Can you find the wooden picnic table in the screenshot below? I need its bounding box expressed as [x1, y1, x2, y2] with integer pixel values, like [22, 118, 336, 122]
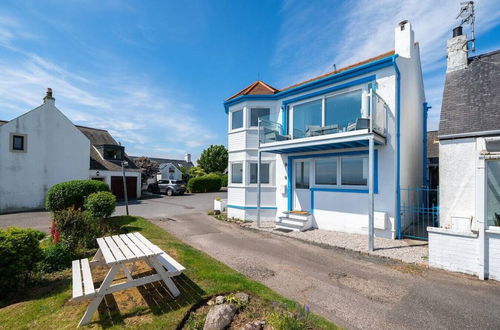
[72, 232, 185, 327]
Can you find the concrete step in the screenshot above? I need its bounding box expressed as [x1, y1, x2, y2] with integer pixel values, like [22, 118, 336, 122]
[275, 222, 303, 231]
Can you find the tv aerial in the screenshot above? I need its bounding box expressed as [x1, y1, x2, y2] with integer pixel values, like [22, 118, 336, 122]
[456, 1, 476, 52]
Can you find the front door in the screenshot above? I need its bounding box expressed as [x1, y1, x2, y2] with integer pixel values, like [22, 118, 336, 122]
[293, 159, 311, 211]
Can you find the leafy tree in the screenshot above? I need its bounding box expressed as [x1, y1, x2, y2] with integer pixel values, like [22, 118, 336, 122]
[188, 166, 206, 178]
[134, 157, 160, 181]
[197, 145, 228, 174]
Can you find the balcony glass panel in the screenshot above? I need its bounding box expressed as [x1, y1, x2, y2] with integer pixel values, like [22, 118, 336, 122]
[325, 90, 362, 132]
[293, 99, 322, 138]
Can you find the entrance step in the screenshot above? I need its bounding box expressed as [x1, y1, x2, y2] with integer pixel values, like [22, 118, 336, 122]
[276, 211, 314, 232]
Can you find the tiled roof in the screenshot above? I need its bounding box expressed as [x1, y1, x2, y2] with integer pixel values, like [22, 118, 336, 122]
[225, 50, 395, 101]
[427, 130, 439, 158]
[129, 156, 194, 170]
[439, 49, 500, 138]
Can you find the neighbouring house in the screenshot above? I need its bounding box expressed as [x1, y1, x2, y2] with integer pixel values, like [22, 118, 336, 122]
[0, 89, 141, 213]
[426, 130, 439, 190]
[428, 26, 500, 280]
[78, 126, 142, 200]
[129, 154, 194, 181]
[224, 21, 426, 239]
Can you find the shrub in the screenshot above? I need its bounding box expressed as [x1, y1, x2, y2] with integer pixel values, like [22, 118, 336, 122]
[220, 174, 228, 187]
[53, 207, 98, 250]
[45, 179, 110, 212]
[188, 173, 222, 193]
[0, 227, 44, 294]
[84, 191, 116, 219]
[39, 241, 73, 273]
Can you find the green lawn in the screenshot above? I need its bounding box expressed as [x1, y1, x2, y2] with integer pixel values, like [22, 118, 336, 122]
[0, 216, 336, 329]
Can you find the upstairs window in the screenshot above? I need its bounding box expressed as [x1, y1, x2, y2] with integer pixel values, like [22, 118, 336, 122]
[250, 108, 270, 127]
[250, 163, 270, 184]
[98, 145, 125, 161]
[293, 100, 322, 138]
[10, 133, 27, 152]
[325, 90, 362, 130]
[231, 110, 243, 130]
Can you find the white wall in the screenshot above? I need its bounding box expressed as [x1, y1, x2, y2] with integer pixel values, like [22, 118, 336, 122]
[439, 138, 476, 227]
[159, 163, 183, 181]
[89, 170, 142, 199]
[0, 100, 90, 213]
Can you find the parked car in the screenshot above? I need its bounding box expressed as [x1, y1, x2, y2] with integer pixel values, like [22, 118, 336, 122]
[156, 179, 186, 196]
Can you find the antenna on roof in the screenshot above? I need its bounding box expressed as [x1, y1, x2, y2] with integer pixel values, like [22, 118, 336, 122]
[257, 72, 260, 81]
[333, 64, 336, 72]
[456, 1, 475, 52]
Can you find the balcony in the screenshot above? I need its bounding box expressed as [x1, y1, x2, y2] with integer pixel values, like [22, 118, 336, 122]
[258, 92, 389, 153]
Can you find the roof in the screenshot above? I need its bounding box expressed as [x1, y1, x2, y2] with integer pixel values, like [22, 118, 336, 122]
[225, 50, 395, 101]
[75, 125, 140, 172]
[439, 49, 500, 138]
[427, 130, 439, 158]
[129, 156, 194, 170]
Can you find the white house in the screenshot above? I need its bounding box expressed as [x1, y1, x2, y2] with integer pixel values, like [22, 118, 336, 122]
[130, 155, 194, 182]
[0, 89, 141, 213]
[0, 89, 90, 213]
[224, 21, 426, 239]
[428, 26, 500, 280]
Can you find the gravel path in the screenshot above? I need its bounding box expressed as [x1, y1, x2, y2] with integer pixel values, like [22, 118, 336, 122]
[245, 221, 429, 264]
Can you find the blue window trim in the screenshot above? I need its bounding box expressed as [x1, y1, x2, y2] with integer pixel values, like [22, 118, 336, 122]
[227, 204, 277, 210]
[287, 150, 379, 212]
[223, 54, 396, 113]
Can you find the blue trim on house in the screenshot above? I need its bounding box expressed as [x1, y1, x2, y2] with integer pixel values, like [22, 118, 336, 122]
[287, 150, 379, 212]
[281, 105, 287, 135]
[223, 54, 397, 113]
[392, 56, 402, 240]
[423, 102, 430, 186]
[227, 204, 278, 210]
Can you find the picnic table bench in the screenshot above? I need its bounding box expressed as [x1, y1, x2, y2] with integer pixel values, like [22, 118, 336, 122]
[72, 232, 185, 327]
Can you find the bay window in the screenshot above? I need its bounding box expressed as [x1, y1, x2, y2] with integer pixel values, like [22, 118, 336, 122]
[250, 163, 270, 184]
[250, 108, 270, 127]
[231, 110, 243, 130]
[231, 163, 243, 184]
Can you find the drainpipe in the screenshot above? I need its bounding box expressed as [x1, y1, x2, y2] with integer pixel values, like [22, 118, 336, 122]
[392, 55, 402, 239]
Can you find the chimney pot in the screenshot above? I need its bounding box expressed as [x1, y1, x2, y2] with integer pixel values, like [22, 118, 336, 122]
[452, 26, 463, 38]
[43, 87, 55, 104]
[184, 153, 192, 163]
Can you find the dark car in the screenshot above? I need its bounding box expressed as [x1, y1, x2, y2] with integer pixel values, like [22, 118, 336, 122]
[156, 179, 186, 196]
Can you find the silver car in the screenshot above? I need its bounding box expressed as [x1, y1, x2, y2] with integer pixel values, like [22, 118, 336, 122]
[157, 179, 186, 196]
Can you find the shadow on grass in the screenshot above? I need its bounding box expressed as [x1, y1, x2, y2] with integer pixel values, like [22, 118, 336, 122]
[94, 273, 205, 328]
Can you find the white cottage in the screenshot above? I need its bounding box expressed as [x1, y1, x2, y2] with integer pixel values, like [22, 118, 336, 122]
[428, 26, 500, 280]
[224, 21, 426, 240]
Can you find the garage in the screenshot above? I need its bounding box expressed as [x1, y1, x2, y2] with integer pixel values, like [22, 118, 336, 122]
[111, 176, 137, 199]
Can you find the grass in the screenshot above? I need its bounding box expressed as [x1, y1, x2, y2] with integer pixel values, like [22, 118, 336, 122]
[0, 216, 336, 329]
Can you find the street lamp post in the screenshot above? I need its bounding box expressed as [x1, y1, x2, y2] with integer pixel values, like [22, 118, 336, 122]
[121, 161, 129, 216]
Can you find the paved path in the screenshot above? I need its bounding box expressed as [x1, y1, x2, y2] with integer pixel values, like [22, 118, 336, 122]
[152, 213, 500, 330]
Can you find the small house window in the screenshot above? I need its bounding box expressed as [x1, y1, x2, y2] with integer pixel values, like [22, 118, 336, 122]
[250, 163, 270, 184]
[231, 110, 243, 130]
[231, 163, 243, 184]
[10, 133, 27, 152]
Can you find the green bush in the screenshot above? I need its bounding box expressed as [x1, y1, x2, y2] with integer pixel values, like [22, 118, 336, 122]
[53, 207, 98, 250]
[220, 174, 228, 187]
[0, 227, 45, 294]
[39, 241, 74, 273]
[188, 173, 222, 193]
[84, 191, 116, 219]
[45, 179, 110, 212]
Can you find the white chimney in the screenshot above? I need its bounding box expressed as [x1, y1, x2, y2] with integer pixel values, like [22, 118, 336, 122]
[185, 153, 191, 163]
[447, 26, 468, 73]
[43, 88, 55, 105]
[394, 20, 414, 59]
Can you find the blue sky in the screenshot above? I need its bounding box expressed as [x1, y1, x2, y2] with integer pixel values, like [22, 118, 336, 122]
[0, 1, 499, 161]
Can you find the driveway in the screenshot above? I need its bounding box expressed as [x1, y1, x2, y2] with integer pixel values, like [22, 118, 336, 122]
[151, 213, 500, 330]
[0, 191, 225, 232]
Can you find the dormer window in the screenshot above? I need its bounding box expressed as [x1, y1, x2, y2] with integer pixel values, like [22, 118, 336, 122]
[97, 144, 125, 161]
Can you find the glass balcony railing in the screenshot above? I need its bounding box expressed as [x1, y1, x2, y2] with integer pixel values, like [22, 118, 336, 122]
[258, 92, 389, 145]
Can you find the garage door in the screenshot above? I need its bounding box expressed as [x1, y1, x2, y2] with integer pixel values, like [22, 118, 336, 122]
[111, 176, 137, 199]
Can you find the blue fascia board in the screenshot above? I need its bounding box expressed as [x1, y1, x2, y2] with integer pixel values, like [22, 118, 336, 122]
[287, 149, 379, 212]
[227, 204, 277, 210]
[223, 54, 397, 113]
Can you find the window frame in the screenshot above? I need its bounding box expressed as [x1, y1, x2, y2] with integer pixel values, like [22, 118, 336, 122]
[249, 162, 271, 185]
[309, 154, 369, 190]
[339, 154, 368, 188]
[230, 162, 244, 184]
[314, 157, 338, 186]
[249, 108, 271, 127]
[9, 133, 27, 153]
[230, 109, 244, 131]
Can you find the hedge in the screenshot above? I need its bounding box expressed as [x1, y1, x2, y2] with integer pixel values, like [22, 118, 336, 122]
[188, 173, 222, 193]
[0, 227, 45, 294]
[84, 191, 116, 219]
[45, 180, 110, 212]
[220, 174, 228, 187]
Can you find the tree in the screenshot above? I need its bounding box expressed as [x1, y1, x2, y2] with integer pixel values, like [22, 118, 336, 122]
[197, 145, 228, 174]
[188, 166, 206, 178]
[133, 157, 160, 181]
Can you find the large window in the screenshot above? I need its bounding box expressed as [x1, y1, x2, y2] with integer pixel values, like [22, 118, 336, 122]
[293, 100, 322, 138]
[315, 158, 337, 185]
[231, 110, 243, 130]
[341, 156, 368, 186]
[250, 163, 270, 184]
[487, 161, 500, 226]
[231, 163, 243, 184]
[295, 161, 310, 189]
[250, 108, 270, 127]
[325, 90, 362, 130]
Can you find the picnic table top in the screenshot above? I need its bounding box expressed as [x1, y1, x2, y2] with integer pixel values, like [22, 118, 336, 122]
[96, 232, 163, 265]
